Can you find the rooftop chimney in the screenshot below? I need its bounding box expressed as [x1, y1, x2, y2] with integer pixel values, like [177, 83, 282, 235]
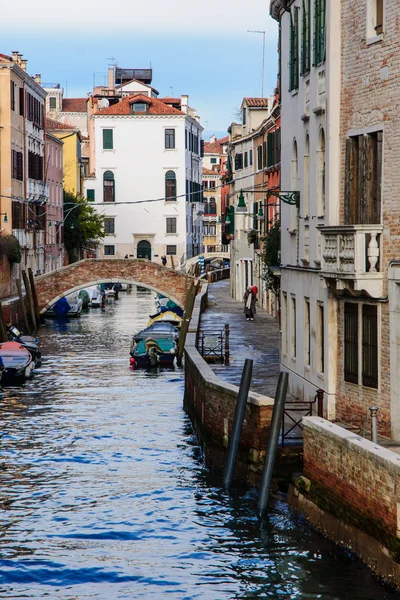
[20, 59, 27, 72]
[107, 66, 115, 92]
[12, 51, 19, 62]
[34, 74, 41, 85]
[181, 94, 188, 115]
[18, 53, 23, 65]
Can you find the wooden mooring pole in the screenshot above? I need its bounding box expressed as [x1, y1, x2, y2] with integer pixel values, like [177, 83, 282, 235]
[16, 279, 30, 333]
[177, 280, 199, 365]
[28, 268, 40, 321]
[22, 270, 36, 332]
[0, 303, 7, 342]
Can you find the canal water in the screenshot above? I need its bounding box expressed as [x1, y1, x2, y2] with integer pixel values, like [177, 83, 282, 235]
[0, 288, 397, 599]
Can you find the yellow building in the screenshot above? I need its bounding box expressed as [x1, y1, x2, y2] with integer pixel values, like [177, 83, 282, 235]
[46, 118, 82, 195]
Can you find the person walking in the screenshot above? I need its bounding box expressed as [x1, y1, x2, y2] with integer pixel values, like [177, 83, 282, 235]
[161, 256, 167, 266]
[244, 286, 257, 321]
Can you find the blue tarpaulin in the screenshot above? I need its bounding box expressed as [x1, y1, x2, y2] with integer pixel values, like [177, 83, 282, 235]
[52, 297, 71, 317]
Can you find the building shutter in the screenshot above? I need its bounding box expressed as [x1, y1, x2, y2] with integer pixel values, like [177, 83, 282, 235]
[289, 12, 294, 90]
[267, 132, 275, 167]
[344, 302, 359, 384]
[103, 129, 113, 150]
[362, 304, 378, 388]
[275, 129, 281, 164]
[365, 132, 382, 225]
[87, 189, 95, 201]
[228, 205, 235, 235]
[344, 137, 359, 225]
[253, 202, 258, 230]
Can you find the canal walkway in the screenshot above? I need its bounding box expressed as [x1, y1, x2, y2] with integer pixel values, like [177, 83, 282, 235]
[200, 280, 284, 398]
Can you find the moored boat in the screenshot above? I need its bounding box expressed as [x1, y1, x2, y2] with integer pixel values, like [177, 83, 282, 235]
[130, 337, 177, 368]
[7, 326, 41, 365]
[45, 294, 83, 318]
[147, 310, 182, 328]
[0, 341, 34, 381]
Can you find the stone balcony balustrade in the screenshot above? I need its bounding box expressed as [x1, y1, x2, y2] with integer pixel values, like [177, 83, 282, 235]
[318, 224, 384, 298]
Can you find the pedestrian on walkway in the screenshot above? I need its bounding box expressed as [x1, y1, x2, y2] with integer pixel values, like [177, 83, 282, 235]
[244, 286, 256, 321]
[161, 256, 167, 266]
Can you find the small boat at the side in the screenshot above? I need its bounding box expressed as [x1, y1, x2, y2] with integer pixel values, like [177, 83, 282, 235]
[130, 337, 177, 368]
[0, 341, 34, 380]
[147, 311, 182, 329]
[45, 295, 83, 318]
[7, 326, 41, 365]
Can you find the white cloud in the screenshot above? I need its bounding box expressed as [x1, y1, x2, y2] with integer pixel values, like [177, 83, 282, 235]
[8, 0, 277, 36]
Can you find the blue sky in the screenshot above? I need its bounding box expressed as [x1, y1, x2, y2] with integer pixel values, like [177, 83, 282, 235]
[2, 0, 279, 140]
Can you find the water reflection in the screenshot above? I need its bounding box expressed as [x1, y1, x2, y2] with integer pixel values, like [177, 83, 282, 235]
[0, 287, 396, 599]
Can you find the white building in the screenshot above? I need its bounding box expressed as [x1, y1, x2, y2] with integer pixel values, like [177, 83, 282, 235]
[228, 98, 271, 301]
[270, 0, 341, 416]
[83, 92, 203, 264]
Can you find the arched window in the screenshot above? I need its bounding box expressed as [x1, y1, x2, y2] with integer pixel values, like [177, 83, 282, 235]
[317, 128, 325, 215]
[137, 240, 152, 260]
[165, 170, 176, 201]
[303, 134, 310, 216]
[209, 197, 217, 214]
[103, 171, 115, 202]
[204, 198, 209, 214]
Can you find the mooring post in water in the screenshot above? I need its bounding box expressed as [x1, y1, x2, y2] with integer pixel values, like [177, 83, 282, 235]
[28, 268, 40, 322]
[223, 358, 253, 491]
[16, 279, 30, 333]
[22, 270, 36, 332]
[257, 371, 289, 519]
[0, 303, 7, 342]
[224, 323, 230, 366]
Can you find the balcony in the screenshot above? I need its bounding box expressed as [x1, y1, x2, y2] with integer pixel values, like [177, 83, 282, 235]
[319, 225, 384, 298]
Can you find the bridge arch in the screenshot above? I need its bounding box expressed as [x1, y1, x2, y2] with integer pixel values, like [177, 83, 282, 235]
[34, 259, 195, 314]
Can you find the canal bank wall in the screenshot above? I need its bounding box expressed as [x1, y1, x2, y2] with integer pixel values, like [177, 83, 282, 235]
[184, 284, 301, 485]
[290, 417, 400, 589]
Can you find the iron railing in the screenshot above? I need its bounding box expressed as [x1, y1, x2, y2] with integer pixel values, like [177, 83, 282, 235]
[281, 389, 324, 447]
[196, 324, 230, 365]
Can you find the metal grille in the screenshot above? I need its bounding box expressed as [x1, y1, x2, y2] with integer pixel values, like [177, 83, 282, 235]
[344, 302, 358, 384]
[196, 325, 229, 365]
[362, 304, 378, 388]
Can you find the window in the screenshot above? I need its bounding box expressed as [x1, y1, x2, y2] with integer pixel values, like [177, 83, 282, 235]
[305, 299, 310, 366]
[49, 97, 57, 109]
[203, 222, 209, 235]
[103, 171, 115, 202]
[87, 189, 95, 202]
[165, 170, 177, 200]
[367, 0, 383, 37]
[313, 0, 326, 65]
[26, 93, 43, 127]
[203, 181, 208, 189]
[344, 303, 359, 384]
[282, 292, 288, 354]
[252, 202, 259, 230]
[210, 158, 217, 164]
[267, 132, 275, 167]
[317, 303, 324, 373]
[12, 200, 25, 229]
[209, 222, 216, 236]
[103, 129, 113, 150]
[11, 150, 23, 181]
[249, 149, 253, 166]
[166, 245, 177, 255]
[10, 81, 15, 112]
[244, 152, 248, 168]
[242, 107, 247, 125]
[165, 129, 175, 149]
[104, 217, 115, 235]
[28, 151, 43, 181]
[263, 141, 267, 169]
[289, 8, 299, 91]
[317, 128, 326, 216]
[257, 146, 263, 170]
[362, 304, 378, 388]
[344, 131, 382, 225]
[19, 88, 24, 116]
[185, 130, 188, 149]
[104, 245, 115, 256]
[209, 198, 217, 214]
[166, 217, 177, 234]
[130, 102, 148, 113]
[301, 0, 311, 75]
[291, 296, 296, 359]
[303, 134, 310, 216]
[209, 180, 216, 190]
[227, 205, 235, 235]
[234, 153, 243, 170]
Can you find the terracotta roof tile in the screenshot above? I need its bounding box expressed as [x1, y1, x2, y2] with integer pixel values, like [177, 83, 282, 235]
[202, 167, 220, 176]
[46, 117, 77, 130]
[62, 98, 87, 112]
[244, 97, 270, 107]
[97, 93, 184, 116]
[204, 135, 229, 155]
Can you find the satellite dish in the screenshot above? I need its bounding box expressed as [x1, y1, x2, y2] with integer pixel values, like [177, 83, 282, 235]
[98, 98, 109, 109]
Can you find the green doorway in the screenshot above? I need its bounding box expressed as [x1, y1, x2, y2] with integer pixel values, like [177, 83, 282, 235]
[137, 240, 152, 260]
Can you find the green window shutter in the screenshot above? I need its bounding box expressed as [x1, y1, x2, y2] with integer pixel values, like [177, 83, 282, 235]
[103, 129, 113, 150]
[301, 0, 306, 75]
[294, 8, 299, 89]
[87, 189, 95, 201]
[229, 205, 235, 235]
[313, 0, 318, 66]
[320, 0, 326, 64]
[275, 129, 281, 164]
[267, 132, 275, 167]
[306, 0, 311, 71]
[253, 202, 258, 230]
[289, 12, 294, 91]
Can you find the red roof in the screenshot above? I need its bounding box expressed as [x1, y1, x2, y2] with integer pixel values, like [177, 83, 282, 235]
[97, 93, 184, 116]
[46, 117, 77, 130]
[62, 98, 87, 112]
[244, 97, 270, 107]
[202, 167, 220, 176]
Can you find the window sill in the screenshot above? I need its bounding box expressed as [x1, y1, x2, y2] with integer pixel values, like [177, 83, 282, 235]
[366, 34, 383, 46]
[291, 89, 299, 97]
[102, 149, 115, 152]
[165, 232, 178, 236]
[164, 148, 176, 151]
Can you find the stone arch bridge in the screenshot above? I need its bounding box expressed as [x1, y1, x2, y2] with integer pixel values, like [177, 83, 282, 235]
[35, 259, 198, 314]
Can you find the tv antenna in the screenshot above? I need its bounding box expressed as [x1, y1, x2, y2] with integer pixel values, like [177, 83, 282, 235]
[106, 56, 117, 66]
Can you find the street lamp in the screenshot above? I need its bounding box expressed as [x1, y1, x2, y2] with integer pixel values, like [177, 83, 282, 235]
[0, 213, 8, 223]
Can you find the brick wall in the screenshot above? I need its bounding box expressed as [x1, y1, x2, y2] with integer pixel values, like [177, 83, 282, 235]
[336, 0, 400, 436]
[302, 417, 400, 550]
[0, 256, 11, 298]
[34, 258, 193, 311]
